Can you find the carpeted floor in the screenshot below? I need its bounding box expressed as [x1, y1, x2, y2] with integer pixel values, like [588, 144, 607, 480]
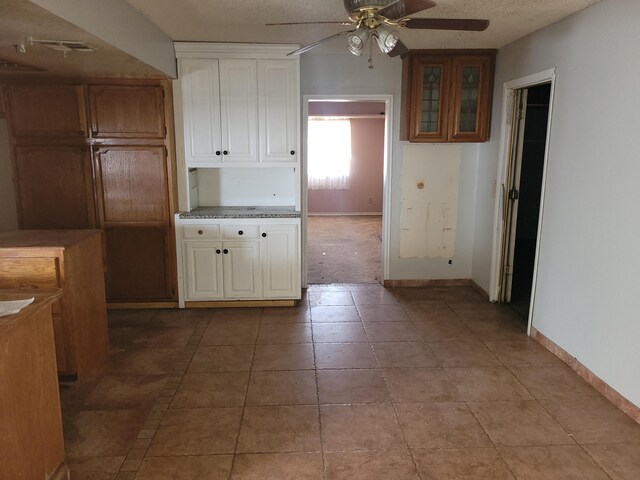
[307, 215, 382, 284]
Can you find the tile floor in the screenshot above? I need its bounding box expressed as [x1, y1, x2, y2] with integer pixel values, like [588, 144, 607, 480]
[62, 285, 640, 479]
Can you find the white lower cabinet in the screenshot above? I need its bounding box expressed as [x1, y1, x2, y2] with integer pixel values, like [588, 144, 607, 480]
[222, 240, 261, 299]
[184, 241, 223, 300]
[178, 219, 300, 303]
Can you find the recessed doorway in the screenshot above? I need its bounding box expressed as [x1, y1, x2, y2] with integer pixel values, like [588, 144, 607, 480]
[302, 96, 393, 286]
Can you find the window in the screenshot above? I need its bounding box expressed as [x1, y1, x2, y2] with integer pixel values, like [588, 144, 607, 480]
[307, 117, 352, 190]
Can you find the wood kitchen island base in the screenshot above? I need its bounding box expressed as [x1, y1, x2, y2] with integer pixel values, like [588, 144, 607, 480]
[0, 230, 109, 379]
[0, 290, 68, 480]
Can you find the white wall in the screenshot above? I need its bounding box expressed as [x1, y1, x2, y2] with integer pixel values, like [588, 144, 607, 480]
[472, 0, 640, 407]
[0, 119, 18, 231]
[301, 53, 478, 280]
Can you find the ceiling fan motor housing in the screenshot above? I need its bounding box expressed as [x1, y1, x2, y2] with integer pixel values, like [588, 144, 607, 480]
[343, 0, 395, 14]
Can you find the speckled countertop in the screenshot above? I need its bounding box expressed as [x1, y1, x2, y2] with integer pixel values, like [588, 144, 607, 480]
[179, 206, 300, 219]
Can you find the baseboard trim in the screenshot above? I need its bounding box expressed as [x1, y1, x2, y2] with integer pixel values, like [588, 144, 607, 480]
[308, 212, 382, 216]
[383, 278, 471, 288]
[107, 302, 179, 310]
[470, 279, 490, 301]
[185, 300, 297, 308]
[531, 327, 640, 424]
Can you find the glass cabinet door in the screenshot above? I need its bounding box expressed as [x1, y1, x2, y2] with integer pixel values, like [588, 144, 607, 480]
[410, 56, 451, 142]
[449, 55, 493, 142]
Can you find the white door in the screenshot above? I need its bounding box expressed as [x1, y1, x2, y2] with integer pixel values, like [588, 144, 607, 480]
[222, 240, 261, 298]
[180, 59, 223, 166]
[184, 241, 223, 300]
[258, 60, 297, 163]
[260, 224, 299, 299]
[500, 89, 528, 302]
[219, 59, 258, 163]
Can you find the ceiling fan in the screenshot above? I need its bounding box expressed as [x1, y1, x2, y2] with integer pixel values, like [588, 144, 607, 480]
[267, 0, 490, 58]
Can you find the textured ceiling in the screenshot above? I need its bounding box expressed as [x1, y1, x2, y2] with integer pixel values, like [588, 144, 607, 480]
[0, 0, 163, 77]
[124, 0, 601, 52]
[0, 0, 602, 78]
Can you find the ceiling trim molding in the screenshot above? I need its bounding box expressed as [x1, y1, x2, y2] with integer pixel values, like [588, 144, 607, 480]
[174, 42, 300, 60]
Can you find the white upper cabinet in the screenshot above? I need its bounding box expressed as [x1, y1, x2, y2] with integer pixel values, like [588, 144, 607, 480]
[180, 59, 223, 166]
[175, 44, 300, 168]
[219, 59, 258, 164]
[258, 60, 298, 163]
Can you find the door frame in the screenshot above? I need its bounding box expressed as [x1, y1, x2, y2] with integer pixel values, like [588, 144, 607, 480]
[301, 94, 394, 287]
[488, 69, 556, 335]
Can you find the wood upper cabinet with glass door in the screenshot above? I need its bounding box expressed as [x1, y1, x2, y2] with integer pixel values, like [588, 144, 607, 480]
[402, 50, 496, 143]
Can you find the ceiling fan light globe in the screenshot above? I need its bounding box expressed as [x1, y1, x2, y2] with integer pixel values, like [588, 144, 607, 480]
[375, 25, 399, 53]
[347, 27, 369, 56]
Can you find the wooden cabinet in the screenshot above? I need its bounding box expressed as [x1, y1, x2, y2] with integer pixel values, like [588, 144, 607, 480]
[5, 84, 86, 138]
[1, 79, 178, 304]
[178, 56, 298, 167]
[14, 145, 96, 229]
[258, 59, 298, 163]
[260, 224, 299, 299]
[402, 50, 496, 143]
[88, 85, 165, 139]
[223, 240, 261, 299]
[184, 240, 223, 300]
[0, 230, 109, 379]
[0, 290, 68, 480]
[178, 219, 300, 303]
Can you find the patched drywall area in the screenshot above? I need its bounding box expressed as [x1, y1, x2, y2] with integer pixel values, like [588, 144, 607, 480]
[399, 144, 460, 259]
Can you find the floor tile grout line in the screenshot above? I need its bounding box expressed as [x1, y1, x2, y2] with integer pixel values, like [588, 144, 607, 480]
[355, 291, 426, 480]
[116, 313, 211, 476]
[308, 291, 329, 480]
[227, 308, 262, 479]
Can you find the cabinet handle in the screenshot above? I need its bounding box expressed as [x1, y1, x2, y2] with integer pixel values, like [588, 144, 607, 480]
[238, 230, 243, 236]
[261, 232, 267, 238]
[216, 249, 221, 254]
[290, 150, 295, 155]
[215, 151, 221, 156]
[223, 150, 229, 155]
[198, 229, 203, 235]
[223, 249, 229, 254]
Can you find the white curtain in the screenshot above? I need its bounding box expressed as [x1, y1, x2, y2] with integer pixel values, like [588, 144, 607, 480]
[307, 117, 352, 190]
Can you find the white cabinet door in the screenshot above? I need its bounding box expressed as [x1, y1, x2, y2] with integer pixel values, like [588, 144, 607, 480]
[260, 224, 299, 299]
[219, 59, 258, 164]
[180, 59, 223, 166]
[258, 60, 297, 164]
[223, 240, 261, 299]
[184, 241, 223, 300]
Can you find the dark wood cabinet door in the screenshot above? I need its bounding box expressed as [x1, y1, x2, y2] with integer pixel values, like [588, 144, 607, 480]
[6, 85, 87, 138]
[93, 146, 169, 225]
[14, 146, 96, 229]
[88, 85, 165, 139]
[104, 226, 174, 301]
[449, 55, 494, 142]
[409, 56, 452, 142]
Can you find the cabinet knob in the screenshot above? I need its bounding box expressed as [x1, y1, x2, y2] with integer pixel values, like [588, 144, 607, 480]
[223, 249, 229, 254]
[290, 150, 295, 155]
[238, 230, 243, 236]
[261, 232, 267, 238]
[216, 249, 221, 254]
[215, 151, 221, 156]
[223, 150, 229, 155]
[198, 229, 203, 235]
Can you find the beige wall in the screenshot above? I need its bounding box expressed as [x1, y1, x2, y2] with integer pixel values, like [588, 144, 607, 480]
[308, 117, 384, 214]
[0, 119, 18, 231]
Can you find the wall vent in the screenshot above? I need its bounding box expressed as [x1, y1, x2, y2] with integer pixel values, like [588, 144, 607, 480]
[30, 38, 95, 52]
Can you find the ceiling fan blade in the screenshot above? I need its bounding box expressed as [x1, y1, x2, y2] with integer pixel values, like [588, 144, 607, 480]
[378, 0, 437, 20]
[404, 18, 490, 31]
[287, 30, 356, 56]
[267, 21, 353, 26]
[387, 39, 409, 58]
